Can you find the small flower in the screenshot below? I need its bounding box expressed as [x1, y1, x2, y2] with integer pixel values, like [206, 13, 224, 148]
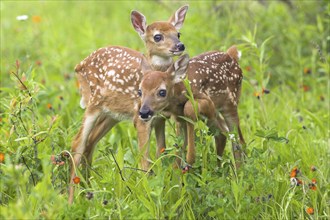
[35, 60, 42, 66]
[245, 66, 252, 72]
[160, 147, 165, 154]
[228, 133, 236, 141]
[306, 207, 314, 215]
[86, 192, 94, 200]
[32, 15, 42, 23]
[290, 177, 302, 187]
[262, 88, 270, 94]
[296, 178, 303, 186]
[47, 103, 53, 110]
[253, 91, 260, 99]
[290, 167, 299, 178]
[311, 178, 317, 184]
[301, 85, 310, 92]
[308, 183, 317, 191]
[73, 176, 80, 184]
[303, 67, 311, 75]
[16, 15, 28, 21]
[0, 153, 5, 163]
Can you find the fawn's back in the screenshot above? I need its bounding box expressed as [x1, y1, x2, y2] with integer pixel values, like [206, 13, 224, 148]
[76, 46, 144, 120]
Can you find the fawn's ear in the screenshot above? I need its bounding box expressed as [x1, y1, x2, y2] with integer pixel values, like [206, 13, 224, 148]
[131, 10, 147, 39]
[168, 54, 189, 84]
[168, 5, 189, 31]
[140, 55, 152, 74]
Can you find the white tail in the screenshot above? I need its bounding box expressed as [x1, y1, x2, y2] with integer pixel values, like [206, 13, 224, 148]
[138, 46, 245, 168]
[68, 5, 189, 204]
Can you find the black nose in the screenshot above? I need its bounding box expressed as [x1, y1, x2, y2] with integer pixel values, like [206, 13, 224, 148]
[139, 105, 153, 119]
[176, 42, 185, 51]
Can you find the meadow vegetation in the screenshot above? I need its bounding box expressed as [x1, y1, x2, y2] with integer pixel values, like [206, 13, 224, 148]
[0, 1, 329, 219]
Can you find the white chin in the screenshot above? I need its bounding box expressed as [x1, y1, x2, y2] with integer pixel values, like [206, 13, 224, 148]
[172, 51, 183, 56]
[139, 116, 152, 122]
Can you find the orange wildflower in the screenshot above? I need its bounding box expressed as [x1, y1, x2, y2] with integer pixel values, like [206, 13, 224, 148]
[245, 66, 252, 72]
[160, 147, 165, 153]
[309, 184, 317, 191]
[262, 88, 270, 94]
[73, 176, 81, 184]
[290, 167, 299, 178]
[32, 15, 42, 23]
[35, 60, 42, 66]
[311, 178, 317, 184]
[303, 67, 311, 75]
[254, 92, 260, 99]
[47, 103, 53, 110]
[0, 153, 4, 163]
[302, 85, 310, 92]
[296, 178, 303, 186]
[306, 207, 314, 215]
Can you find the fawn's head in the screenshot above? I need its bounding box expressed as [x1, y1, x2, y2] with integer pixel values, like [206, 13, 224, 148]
[138, 54, 190, 121]
[131, 5, 188, 66]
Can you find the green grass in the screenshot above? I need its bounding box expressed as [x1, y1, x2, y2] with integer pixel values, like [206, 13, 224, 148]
[0, 1, 329, 219]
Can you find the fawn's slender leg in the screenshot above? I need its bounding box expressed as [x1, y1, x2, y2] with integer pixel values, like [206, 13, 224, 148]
[184, 97, 218, 165]
[173, 120, 187, 168]
[134, 117, 153, 171]
[69, 110, 101, 204]
[221, 107, 245, 167]
[153, 117, 166, 158]
[213, 114, 228, 159]
[69, 112, 119, 204]
[86, 115, 119, 164]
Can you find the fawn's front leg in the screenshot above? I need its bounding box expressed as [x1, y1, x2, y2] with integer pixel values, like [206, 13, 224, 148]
[183, 97, 218, 165]
[153, 117, 166, 158]
[134, 116, 153, 171]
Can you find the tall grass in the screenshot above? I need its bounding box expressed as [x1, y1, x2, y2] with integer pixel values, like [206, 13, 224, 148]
[1, 1, 329, 219]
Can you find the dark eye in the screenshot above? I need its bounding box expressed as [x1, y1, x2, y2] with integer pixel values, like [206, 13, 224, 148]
[178, 32, 181, 39]
[158, 89, 166, 97]
[154, 34, 163, 42]
[138, 89, 142, 97]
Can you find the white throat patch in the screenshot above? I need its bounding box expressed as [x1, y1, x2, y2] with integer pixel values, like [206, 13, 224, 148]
[151, 55, 172, 68]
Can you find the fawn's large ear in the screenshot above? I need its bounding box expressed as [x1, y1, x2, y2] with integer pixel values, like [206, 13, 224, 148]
[168, 5, 189, 31]
[168, 54, 189, 84]
[131, 10, 147, 38]
[140, 55, 152, 74]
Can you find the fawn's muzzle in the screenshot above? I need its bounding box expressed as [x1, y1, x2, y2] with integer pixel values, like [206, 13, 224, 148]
[176, 42, 185, 51]
[139, 105, 154, 121]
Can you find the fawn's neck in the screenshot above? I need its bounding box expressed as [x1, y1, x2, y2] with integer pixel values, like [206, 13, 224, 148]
[148, 55, 173, 72]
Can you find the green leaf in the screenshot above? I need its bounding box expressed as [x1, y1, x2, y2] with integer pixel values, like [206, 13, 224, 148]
[255, 129, 289, 143]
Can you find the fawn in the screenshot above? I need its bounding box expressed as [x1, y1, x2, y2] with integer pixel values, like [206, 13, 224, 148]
[68, 5, 189, 204]
[137, 46, 245, 169]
